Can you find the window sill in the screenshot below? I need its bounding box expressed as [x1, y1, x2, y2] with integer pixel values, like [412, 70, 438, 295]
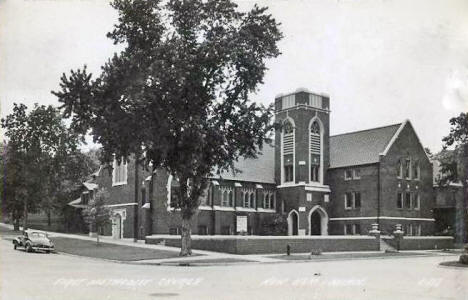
[112, 182, 127, 187]
[236, 207, 257, 212]
[212, 205, 235, 211]
[257, 208, 276, 213]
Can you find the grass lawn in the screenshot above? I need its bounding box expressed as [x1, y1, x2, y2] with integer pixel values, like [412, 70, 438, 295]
[271, 251, 427, 261]
[51, 237, 188, 261]
[0, 226, 22, 237]
[439, 261, 468, 268]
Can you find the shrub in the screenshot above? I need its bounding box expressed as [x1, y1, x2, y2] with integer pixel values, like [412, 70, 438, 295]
[459, 254, 468, 265]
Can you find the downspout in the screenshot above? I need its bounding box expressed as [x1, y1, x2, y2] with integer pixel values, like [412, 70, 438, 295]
[377, 155, 383, 229]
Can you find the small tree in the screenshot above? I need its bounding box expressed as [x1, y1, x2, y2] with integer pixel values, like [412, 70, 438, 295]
[82, 188, 112, 244]
[439, 112, 468, 244]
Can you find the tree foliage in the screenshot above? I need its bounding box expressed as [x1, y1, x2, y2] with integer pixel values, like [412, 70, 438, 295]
[437, 113, 468, 185]
[53, 0, 282, 255]
[1, 103, 85, 229]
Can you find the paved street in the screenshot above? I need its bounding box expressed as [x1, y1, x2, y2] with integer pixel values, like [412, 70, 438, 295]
[1, 238, 467, 300]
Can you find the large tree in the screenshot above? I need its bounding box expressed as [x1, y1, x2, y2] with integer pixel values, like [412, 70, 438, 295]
[1, 103, 82, 230]
[438, 112, 468, 243]
[53, 0, 282, 255]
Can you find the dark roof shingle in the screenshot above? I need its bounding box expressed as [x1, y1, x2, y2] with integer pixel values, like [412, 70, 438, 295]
[329, 123, 402, 168]
[212, 144, 276, 184]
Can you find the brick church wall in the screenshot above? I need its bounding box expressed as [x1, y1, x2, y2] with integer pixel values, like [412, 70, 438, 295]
[379, 122, 435, 235]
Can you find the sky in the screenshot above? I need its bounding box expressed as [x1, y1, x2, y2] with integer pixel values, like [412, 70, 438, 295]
[0, 0, 467, 152]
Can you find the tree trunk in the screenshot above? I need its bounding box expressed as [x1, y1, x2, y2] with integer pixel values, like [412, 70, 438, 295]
[96, 230, 100, 245]
[22, 198, 28, 231]
[13, 217, 20, 231]
[47, 209, 51, 227]
[133, 153, 140, 242]
[180, 217, 192, 256]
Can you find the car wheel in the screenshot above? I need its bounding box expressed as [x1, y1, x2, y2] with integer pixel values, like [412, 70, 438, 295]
[13, 244, 17, 250]
[45, 250, 50, 254]
[25, 243, 33, 253]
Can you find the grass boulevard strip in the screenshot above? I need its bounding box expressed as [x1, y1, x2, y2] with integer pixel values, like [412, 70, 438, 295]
[0, 225, 462, 266]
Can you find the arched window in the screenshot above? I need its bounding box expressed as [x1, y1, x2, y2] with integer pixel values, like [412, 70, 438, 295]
[264, 193, 270, 209]
[310, 120, 321, 183]
[250, 192, 255, 208]
[397, 159, 403, 178]
[282, 120, 294, 183]
[228, 190, 233, 207]
[221, 190, 228, 206]
[243, 192, 249, 208]
[413, 161, 420, 180]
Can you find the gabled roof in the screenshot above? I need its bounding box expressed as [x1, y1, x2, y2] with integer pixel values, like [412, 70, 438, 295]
[211, 144, 276, 184]
[68, 197, 86, 208]
[83, 182, 98, 191]
[329, 122, 403, 168]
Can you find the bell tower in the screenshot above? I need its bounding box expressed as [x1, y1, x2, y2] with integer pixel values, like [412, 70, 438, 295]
[274, 88, 331, 236]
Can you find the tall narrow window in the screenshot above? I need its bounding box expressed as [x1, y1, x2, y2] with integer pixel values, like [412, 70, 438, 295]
[397, 192, 403, 209]
[243, 191, 249, 208]
[228, 190, 233, 207]
[249, 193, 255, 208]
[283, 120, 294, 183]
[413, 161, 420, 180]
[413, 192, 420, 210]
[405, 158, 411, 179]
[354, 224, 361, 235]
[354, 192, 361, 208]
[397, 160, 403, 178]
[405, 192, 411, 209]
[112, 158, 128, 186]
[264, 193, 270, 209]
[170, 178, 180, 208]
[221, 188, 233, 207]
[310, 120, 321, 183]
[345, 192, 353, 209]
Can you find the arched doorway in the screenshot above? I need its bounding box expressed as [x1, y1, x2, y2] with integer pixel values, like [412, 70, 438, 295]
[111, 210, 126, 239]
[310, 211, 321, 235]
[308, 205, 328, 235]
[287, 210, 299, 236]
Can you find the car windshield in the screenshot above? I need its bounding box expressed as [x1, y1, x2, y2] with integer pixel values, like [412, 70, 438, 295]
[29, 232, 46, 238]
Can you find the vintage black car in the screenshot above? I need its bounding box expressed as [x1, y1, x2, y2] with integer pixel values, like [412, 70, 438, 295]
[13, 230, 55, 253]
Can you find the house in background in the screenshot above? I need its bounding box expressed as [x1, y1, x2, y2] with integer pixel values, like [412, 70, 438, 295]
[70, 89, 436, 239]
[432, 159, 466, 240]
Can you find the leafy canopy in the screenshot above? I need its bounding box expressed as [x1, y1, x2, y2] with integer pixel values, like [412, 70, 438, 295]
[437, 112, 468, 185]
[53, 0, 283, 218]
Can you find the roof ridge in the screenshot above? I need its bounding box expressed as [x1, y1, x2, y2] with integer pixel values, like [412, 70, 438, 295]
[330, 122, 402, 138]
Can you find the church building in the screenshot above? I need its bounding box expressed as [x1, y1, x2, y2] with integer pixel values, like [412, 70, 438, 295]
[70, 89, 435, 239]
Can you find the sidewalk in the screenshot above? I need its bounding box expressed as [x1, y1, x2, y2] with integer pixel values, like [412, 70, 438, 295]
[0, 223, 458, 266]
